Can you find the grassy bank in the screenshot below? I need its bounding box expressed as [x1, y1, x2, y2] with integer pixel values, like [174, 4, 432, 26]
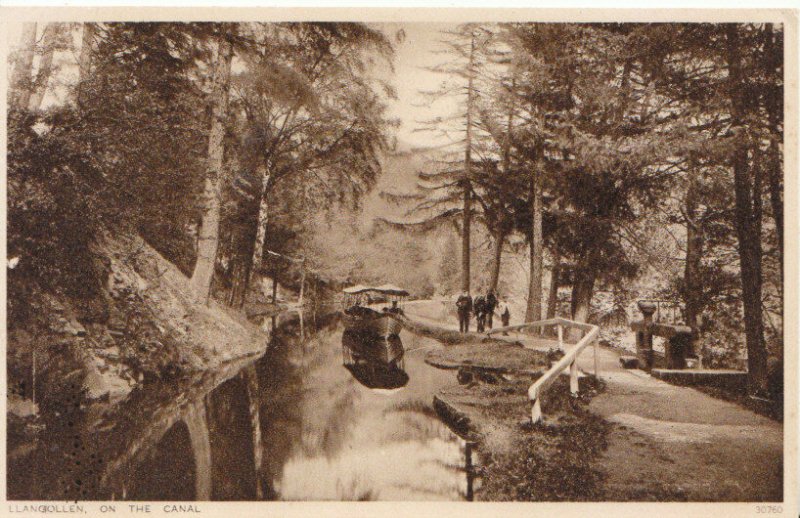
[474, 378, 609, 501]
[429, 343, 610, 502]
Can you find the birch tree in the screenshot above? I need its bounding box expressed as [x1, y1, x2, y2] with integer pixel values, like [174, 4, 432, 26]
[189, 26, 234, 303]
[76, 23, 96, 105]
[9, 22, 37, 111]
[28, 23, 61, 111]
[222, 23, 396, 305]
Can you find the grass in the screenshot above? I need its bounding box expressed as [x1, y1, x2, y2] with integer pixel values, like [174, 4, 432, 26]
[432, 370, 612, 502]
[478, 411, 610, 501]
[475, 377, 611, 501]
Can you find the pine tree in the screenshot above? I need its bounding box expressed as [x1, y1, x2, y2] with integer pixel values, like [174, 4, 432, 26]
[381, 25, 503, 296]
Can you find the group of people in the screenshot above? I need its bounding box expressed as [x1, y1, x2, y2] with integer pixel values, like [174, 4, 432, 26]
[381, 300, 404, 315]
[455, 291, 510, 333]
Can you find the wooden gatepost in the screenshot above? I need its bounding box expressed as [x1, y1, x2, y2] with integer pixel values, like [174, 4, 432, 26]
[630, 300, 693, 371]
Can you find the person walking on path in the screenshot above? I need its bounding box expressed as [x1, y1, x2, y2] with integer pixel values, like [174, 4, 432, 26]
[456, 292, 473, 333]
[485, 291, 498, 329]
[474, 295, 487, 332]
[496, 298, 510, 335]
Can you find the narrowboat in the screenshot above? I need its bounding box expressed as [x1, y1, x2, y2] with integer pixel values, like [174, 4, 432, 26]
[341, 284, 409, 339]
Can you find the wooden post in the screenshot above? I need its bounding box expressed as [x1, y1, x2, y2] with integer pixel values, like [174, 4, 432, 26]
[594, 338, 599, 378]
[569, 359, 579, 394]
[31, 349, 36, 413]
[557, 324, 564, 352]
[299, 259, 306, 307]
[465, 442, 474, 501]
[299, 310, 305, 341]
[531, 397, 542, 424]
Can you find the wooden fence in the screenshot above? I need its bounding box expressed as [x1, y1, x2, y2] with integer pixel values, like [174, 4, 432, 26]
[487, 317, 600, 423]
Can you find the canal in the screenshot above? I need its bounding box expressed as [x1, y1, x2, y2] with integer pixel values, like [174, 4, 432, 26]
[8, 311, 475, 501]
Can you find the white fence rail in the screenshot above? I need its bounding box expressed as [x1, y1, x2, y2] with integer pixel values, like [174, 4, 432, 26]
[487, 317, 600, 423]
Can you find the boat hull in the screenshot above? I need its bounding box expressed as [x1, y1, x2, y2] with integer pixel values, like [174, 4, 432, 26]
[342, 312, 402, 339]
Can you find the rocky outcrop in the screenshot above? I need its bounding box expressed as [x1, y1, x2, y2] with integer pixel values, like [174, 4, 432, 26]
[7, 231, 268, 409]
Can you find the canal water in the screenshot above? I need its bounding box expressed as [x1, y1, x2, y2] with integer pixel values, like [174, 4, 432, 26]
[8, 312, 475, 501]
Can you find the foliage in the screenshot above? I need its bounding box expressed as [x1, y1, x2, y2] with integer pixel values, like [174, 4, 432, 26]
[7, 110, 105, 317]
[79, 23, 211, 274]
[218, 22, 398, 300]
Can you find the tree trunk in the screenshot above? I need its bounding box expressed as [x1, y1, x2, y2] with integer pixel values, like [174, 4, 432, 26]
[571, 274, 595, 324]
[502, 77, 516, 173]
[461, 32, 476, 294]
[568, 243, 600, 341]
[10, 22, 37, 111]
[546, 252, 561, 320]
[461, 188, 471, 293]
[726, 25, 768, 396]
[570, 261, 597, 341]
[29, 23, 58, 111]
[227, 260, 239, 306]
[768, 133, 783, 284]
[238, 256, 252, 309]
[525, 167, 543, 323]
[77, 23, 95, 106]
[683, 180, 704, 359]
[245, 165, 272, 299]
[488, 76, 515, 298]
[488, 230, 505, 294]
[299, 261, 306, 306]
[764, 24, 783, 288]
[189, 30, 234, 304]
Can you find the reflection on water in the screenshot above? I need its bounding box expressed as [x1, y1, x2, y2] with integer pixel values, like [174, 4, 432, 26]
[8, 311, 475, 501]
[126, 417, 196, 500]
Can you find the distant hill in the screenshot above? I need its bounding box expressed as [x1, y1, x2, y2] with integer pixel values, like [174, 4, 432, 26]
[360, 142, 442, 225]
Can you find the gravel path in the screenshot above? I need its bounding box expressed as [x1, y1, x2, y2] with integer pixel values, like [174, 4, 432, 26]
[541, 338, 782, 501]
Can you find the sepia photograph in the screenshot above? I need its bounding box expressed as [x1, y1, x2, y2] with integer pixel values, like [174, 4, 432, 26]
[2, 6, 796, 515]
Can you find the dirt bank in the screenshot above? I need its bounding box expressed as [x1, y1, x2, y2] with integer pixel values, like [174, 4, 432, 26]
[425, 343, 556, 374]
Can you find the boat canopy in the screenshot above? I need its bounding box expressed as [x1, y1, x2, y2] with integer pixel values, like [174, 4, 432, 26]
[342, 284, 372, 294]
[342, 284, 410, 297]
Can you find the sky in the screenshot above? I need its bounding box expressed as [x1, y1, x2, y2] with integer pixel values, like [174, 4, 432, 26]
[374, 23, 463, 150]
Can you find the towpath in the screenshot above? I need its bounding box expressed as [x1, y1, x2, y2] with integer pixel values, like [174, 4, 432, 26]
[404, 300, 784, 501]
